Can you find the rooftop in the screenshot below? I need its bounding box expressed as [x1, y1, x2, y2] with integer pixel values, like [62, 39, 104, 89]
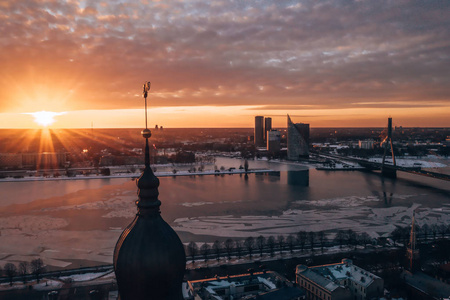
[297, 259, 381, 292]
[402, 270, 450, 298]
[188, 271, 288, 300]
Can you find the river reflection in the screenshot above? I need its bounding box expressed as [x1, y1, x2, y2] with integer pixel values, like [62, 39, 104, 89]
[287, 170, 309, 187]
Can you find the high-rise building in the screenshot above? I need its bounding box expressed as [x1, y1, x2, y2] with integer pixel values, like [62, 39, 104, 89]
[254, 116, 264, 147]
[264, 117, 272, 141]
[267, 130, 281, 153]
[287, 115, 309, 160]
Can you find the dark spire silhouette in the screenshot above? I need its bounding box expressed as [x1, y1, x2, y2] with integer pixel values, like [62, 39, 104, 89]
[113, 81, 186, 299]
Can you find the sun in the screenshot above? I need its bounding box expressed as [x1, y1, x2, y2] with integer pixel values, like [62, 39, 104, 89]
[26, 111, 66, 127]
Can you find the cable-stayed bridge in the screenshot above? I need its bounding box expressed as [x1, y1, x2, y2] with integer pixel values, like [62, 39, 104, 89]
[313, 151, 450, 182]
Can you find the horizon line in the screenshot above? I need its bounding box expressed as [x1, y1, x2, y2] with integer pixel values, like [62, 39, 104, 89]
[1, 126, 449, 130]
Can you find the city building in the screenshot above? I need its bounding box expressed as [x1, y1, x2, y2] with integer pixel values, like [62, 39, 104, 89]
[296, 259, 384, 300]
[255, 116, 265, 147]
[267, 130, 281, 153]
[0, 152, 67, 169]
[265, 117, 272, 142]
[358, 139, 374, 149]
[402, 270, 450, 299]
[287, 115, 309, 160]
[187, 271, 305, 300]
[0, 153, 22, 168]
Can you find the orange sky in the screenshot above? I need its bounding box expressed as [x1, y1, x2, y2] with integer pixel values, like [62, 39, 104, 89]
[0, 1, 449, 128]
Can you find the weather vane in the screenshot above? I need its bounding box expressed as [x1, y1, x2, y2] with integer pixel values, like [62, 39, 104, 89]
[142, 81, 151, 139]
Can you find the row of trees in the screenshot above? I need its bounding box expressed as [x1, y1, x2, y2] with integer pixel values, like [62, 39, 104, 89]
[187, 230, 369, 263]
[0, 258, 45, 286]
[391, 223, 450, 246]
[186, 224, 450, 263]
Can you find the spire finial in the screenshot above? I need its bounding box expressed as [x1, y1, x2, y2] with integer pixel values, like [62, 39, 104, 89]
[141, 81, 152, 166]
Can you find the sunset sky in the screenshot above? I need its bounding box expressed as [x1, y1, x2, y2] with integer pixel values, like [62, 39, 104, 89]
[0, 0, 449, 128]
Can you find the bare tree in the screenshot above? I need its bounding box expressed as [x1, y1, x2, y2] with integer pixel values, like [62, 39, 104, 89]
[317, 231, 327, 253]
[188, 241, 198, 263]
[334, 230, 347, 249]
[224, 239, 235, 259]
[256, 236, 266, 257]
[31, 258, 45, 283]
[277, 235, 285, 254]
[347, 229, 357, 249]
[400, 226, 410, 247]
[297, 231, 307, 252]
[438, 224, 447, 239]
[308, 232, 316, 252]
[235, 240, 243, 259]
[213, 240, 221, 261]
[267, 236, 276, 257]
[359, 232, 371, 249]
[4, 263, 17, 286]
[391, 227, 403, 246]
[244, 237, 255, 258]
[421, 224, 430, 241]
[18, 261, 29, 283]
[431, 224, 438, 240]
[200, 243, 210, 262]
[286, 235, 295, 253]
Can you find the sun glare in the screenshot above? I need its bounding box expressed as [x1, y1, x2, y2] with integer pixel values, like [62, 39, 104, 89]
[27, 111, 66, 127]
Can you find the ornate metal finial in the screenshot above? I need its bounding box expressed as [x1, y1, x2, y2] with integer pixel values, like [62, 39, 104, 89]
[141, 81, 152, 167]
[143, 81, 151, 100]
[141, 81, 151, 139]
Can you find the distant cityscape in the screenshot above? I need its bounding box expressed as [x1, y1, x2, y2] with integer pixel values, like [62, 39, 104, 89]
[0, 120, 449, 299]
[0, 119, 448, 178]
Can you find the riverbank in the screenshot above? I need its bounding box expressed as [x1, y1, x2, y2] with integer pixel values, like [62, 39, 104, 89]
[0, 168, 275, 183]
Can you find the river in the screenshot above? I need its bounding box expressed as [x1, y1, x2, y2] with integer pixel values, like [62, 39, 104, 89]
[0, 157, 448, 269]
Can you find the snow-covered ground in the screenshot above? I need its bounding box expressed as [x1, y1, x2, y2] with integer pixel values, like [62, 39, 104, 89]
[368, 157, 447, 168]
[0, 168, 272, 182]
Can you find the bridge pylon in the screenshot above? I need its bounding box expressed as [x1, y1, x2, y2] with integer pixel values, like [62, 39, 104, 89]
[381, 117, 396, 178]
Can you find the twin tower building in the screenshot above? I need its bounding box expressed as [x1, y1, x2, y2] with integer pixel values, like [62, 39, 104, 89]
[254, 115, 309, 160]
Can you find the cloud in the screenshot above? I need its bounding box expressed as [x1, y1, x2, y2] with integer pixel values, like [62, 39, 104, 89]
[0, 0, 448, 116]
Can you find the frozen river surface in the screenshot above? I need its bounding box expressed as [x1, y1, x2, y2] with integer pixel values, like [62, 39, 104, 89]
[0, 158, 449, 269]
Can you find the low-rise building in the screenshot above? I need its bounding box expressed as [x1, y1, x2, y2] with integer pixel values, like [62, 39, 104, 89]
[0, 153, 22, 168]
[0, 152, 67, 169]
[358, 139, 374, 149]
[402, 270, 450, 299]
[296, 259, 383, 300]
[187, 271, 304, 300]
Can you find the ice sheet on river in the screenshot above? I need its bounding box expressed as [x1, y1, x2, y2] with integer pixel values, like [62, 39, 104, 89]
[173, 197, 450, 239]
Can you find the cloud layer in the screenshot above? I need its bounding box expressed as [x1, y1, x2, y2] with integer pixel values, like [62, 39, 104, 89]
[1, 0, 449, 117]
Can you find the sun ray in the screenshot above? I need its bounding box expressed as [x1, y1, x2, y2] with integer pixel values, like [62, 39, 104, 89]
[36, 129, 57, 171]
[1, 129, 40, 153]
[66, 128, 138, 154]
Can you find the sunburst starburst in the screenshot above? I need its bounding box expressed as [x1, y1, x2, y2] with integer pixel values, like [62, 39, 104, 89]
[26, 111, 66, 127]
